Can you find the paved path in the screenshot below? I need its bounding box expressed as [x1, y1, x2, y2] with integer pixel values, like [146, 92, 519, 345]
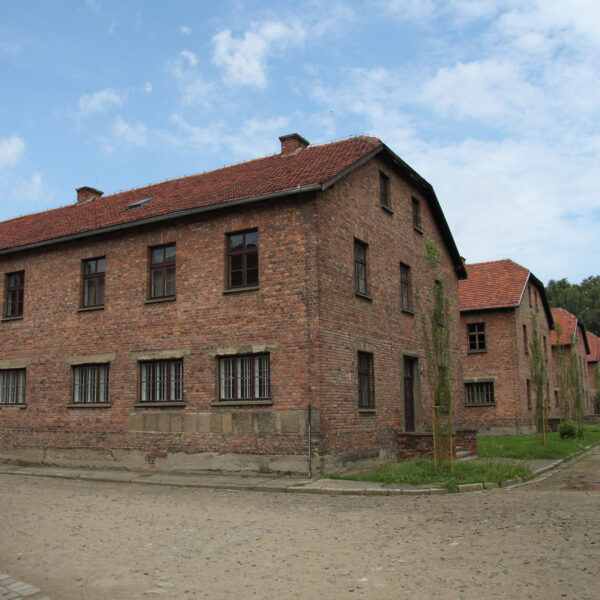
[0, 573, 50, 600]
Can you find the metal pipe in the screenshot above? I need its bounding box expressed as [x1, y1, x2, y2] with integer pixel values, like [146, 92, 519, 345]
[307, 403, 312, 479]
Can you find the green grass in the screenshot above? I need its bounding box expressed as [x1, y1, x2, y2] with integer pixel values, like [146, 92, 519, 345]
[478, 425, 600, 460]
[330, 458, 531, 491]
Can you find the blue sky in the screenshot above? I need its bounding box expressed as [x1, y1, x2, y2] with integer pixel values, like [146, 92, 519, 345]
[1, 0, 598, 283]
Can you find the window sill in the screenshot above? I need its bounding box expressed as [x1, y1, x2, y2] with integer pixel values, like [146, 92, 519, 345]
[401, 308, 415, 316]
[78, 305, 104, 313]
[145, 296, 176, 305]
[212, 400, 273, 407]
[467, 349, 487, 354]
[134, 401, 186, 408]
[464, 403, 496, 408]
[0, 403, 26, 409]
[413, 226, 424, 235]
[380, 205, 394, 215]
[355, 291, 373, 302]
[358, 408, 376, 414]
[67, 403, 111, 409]
[222, 285, 260, 295]
[1, 315, 23, 322]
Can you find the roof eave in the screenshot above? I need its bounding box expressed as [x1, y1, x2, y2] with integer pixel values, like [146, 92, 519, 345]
[0, 184, 322, 256]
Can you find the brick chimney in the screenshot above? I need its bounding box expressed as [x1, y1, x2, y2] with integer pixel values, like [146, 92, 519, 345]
[279, 133, 309, 156]
[76, 186, 103, 205]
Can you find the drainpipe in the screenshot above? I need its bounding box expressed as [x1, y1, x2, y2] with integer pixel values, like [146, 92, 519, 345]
[307, 404, 312, 479]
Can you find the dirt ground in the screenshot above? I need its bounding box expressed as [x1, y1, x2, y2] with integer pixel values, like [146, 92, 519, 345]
[1, 453, 599, 600]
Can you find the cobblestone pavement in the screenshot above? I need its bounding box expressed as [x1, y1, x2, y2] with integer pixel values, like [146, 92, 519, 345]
[0, 446, 598, 600]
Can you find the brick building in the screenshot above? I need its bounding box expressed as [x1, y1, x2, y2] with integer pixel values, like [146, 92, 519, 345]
[0, 133, 466, 474]
[586, 332, 600, 415]
[457, 259, 555, 434]
[551, 307, 591, 419]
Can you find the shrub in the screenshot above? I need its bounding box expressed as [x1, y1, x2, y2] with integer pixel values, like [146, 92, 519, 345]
[559, 421, 577, 439]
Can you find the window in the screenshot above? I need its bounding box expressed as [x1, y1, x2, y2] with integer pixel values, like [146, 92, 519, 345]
[354, 240, 368, 296]
[0, 369, 25, 405]
[400, 263, 412, 311]
[467, 323, 486, 352]
[379, 172, 391, 210]
[219, 354, 270, 401]
[555, 390, 559, 407]
[82, 257, 105, 307]
[523, 324, 528, 354]
[140, 360, 183, 402]
[527, 379, 532, 409]
[149, 244, 176, 299]
[528, 287, 532, 307]
[412, 197, 422, 230]
[5, 271, 24, 317]
[534, 290, 538, 310]
[73, 364, 109, 404]
[465, 381, 494, 405]
[227, 230, 258, 289]
[543, 335, 547, 354]
[358, 351, 375, 409]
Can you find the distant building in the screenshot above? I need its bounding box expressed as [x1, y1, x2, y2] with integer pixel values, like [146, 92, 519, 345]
[586, 332, 600, 415]
[458, 259, 555, 434]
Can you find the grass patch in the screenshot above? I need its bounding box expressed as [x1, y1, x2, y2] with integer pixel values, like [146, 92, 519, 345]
[478, 425, 600, 460]
[330, 458, 531, 491]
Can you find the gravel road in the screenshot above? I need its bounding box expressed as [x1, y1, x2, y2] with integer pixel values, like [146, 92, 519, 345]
[0, 456, 598, 600]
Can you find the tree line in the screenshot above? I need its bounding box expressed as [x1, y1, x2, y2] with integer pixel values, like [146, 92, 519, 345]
[546, 276, 600, 337]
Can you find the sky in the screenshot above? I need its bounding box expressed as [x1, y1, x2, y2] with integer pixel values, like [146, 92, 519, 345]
[1, 0, 599, 284]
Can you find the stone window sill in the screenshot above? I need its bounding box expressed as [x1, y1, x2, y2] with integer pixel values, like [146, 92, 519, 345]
[402, 308, 415, 316]
[413, 226, 424, 235]
[358, 408, 376, 414]
[1, 315, 23, 322]
[145, 296, 176, 305]
[380, 205, 394, 215]
[467, 349, 487, 354]
[134, 401, 186, 408]
[78, 305, 104, 313]
[67, 403, 112, 409]
[0, 403, 26, 409]
[222, 286, 260, 295]
[355, 291, 373, 302]
[212, 400, 273, 407]
[464, 403, 496, 408]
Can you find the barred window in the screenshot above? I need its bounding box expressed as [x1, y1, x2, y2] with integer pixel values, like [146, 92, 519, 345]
[412, 196, 422, 230]
[73, 364, 109, 404]
[0, 369, 25, 405]
[5, 271, 24, 317]
[150, 244, 176, 299]
[82, 257, 105, 307]
[140, 359, 183, 402]
[467, 323, 486, 352]
[465, 381, 494, 405]
[358, 351, 375, 409]
[219, 354, 270, 401]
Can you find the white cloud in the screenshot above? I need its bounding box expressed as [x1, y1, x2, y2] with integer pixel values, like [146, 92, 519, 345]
[112, 116, 147, 146]
[212, 20, 307, 89]
[78, 88, 123, 115]
[0, 136, 25, 170]
[179, 26, 191, 35]
[0, 172, 55, 218]
[167, 50, 214, 106]
[143, 82, 153, 93]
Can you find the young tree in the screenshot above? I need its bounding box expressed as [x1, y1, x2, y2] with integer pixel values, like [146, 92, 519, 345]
[529, 313, 549, 445]
[422, 240, 453, 470]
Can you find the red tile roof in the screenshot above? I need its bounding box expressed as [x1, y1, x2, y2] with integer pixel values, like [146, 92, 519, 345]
[586, 332, 600, 362]
[551, 307, 579, 346]
[0, 136, 382, 252]
[459, 259, 531, 311]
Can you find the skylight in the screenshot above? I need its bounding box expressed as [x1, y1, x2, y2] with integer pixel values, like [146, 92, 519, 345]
[127, 197, 154, 209]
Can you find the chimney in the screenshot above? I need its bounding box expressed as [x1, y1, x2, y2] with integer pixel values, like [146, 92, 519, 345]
[279, 133, 309, 156]
[76, 186, 103, 205]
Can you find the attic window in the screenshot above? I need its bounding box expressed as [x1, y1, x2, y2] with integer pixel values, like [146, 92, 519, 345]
[127, 197, 154, 209]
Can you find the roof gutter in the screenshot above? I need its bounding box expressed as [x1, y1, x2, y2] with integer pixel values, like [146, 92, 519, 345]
[0, 184, 322, 256]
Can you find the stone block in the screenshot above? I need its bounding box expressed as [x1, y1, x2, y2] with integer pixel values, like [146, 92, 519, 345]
[128, 413, 144, 431]
[280, 411, 299, 433]
[157, 413, 170, 432]
[197, 413, 211, 433]
[255, 412, 275, 433]
[233, 412, 252, 434]
[144, 413, 158, 431]
[457, 482, 484, 493]
[183, 413, 198, 433]
[221, 412, 232, 434]
[210, 412, 222, 433]
[169, 413, 183, 432]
